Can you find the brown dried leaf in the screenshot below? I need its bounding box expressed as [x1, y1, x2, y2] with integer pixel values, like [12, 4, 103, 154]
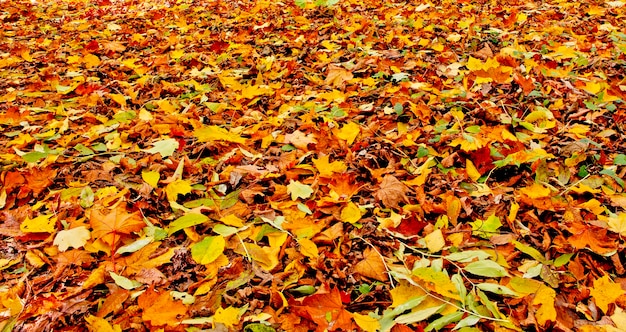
[374, 175, 410, 208]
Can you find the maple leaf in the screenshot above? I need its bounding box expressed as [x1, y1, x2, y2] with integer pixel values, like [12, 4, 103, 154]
[24, 167, 56, 195]
[374, 175, 410, 209]
[290, 287, 356, 332]
[90, 205, 145, 248]
[53, 226, 90, 251]
[138, 287, 187, 327]
[325, 64, 353, 88]
[567, 222, 617, 255]
[590, 275, 625, 313]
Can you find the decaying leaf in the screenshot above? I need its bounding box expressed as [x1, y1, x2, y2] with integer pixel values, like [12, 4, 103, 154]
[374, 175, 410, 209]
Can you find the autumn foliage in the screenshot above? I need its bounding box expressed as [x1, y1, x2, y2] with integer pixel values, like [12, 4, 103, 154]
[1, 0, 626, 330]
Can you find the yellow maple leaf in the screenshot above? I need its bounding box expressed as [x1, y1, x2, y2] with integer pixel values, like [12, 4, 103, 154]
[83, 54, 101, 68]
[466, 56, 500, 71]
[608, 213, 626, 236]
[313, 155, 347, 177]
[519, 183, 552, 199]
[353, 312, 381, 332]
[286, 180, 314, 200]
[424, 229, 445, 253]
[214, 306, 242, 328]
[533, 285, 556, 326]
[165, 179, 192, 202]
[449, 133, 484, 151]
[170, 49, 185, 60]
[20, 214, 57, 233]
[412, 267, 461, 300]
[85, 315, 122, 332]
[108, 93, 127, 108]
[335, 122, 360, 145]
[194, 125, 246, 143]
[240, 84, 273, 99]
[53, 226, 90, 251]
[340, 202, 362, 223]
[591, 274, 625, 313]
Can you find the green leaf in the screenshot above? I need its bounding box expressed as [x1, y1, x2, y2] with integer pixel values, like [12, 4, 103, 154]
[469, 215, 501, 239]
[513, 241, 546, 263]
[244, 323, 277, 332]
[476, 283, 519, 297]
[464, 260, 509, 278]
[379, 296, 427, 332]
[553, 253, 574, 267]
[168, 213, 209, 236]
[425, 311, 464, 331]
[453, 315, 481, 330]
[191, 235, 226, 264]
[394, 304, 445, 324]
[290, 285, 316, 295]
[74, 143, 94, 156]
[600, 168, 625, 187]
[22, 151, 48, 163]
[477, 289, 504, 319]
[213, 224, 240, 237]
[220, 190, 241, 209]
[614, 154, 626, 165]
[444, 250, 491, 263]
[144, 138, 179, 158]
[110, 272, 142, 290]
[116, 237, 153, 255]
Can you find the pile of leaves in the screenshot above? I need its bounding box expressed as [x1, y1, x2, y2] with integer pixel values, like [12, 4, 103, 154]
[1, 0, 626, 330]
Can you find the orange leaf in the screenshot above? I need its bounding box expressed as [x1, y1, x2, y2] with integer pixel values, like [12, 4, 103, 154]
[90, 205, 145, 248]
[25, 167, 56, 195]
[290, 286, 355, 332]
[138, 287, 187, 327]
[353, 247, 388, 281]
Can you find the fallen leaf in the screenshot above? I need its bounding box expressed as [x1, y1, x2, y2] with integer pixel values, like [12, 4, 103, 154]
[590, 274, 625, 313]
[532, 285, 556, 326]
[53, 226, 90, 251]
[286, 180, 314, 201]
[353, 247, 388, 281]
[90, 205, 145, 248]
[213, 306, 242, 328]
[138, 287, 188, 327]
[374, 175, 410, 208]
[20, 214, 57, 233]
[290, 287, 356, 331]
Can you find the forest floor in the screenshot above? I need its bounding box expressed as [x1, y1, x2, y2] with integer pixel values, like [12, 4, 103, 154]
[1, 0, 626, 331]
